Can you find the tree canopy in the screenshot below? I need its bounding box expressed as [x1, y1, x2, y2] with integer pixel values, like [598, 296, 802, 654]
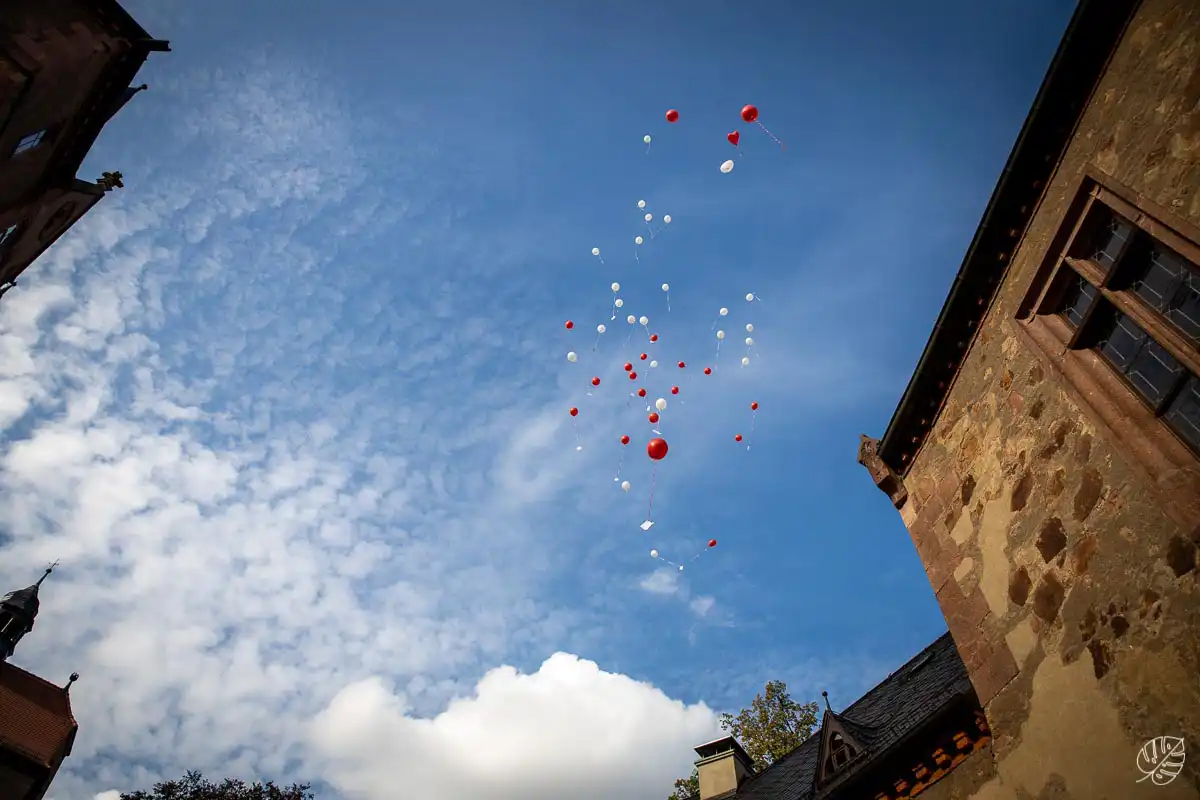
[119, 771, 314, 800]
[720, 679, 819, 767]
[666, 679, 819, 799]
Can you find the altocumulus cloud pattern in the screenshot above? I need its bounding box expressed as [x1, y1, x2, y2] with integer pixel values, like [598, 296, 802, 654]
[0, 55, 737, 800]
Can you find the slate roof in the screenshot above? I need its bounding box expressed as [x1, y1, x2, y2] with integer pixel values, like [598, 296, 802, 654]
[0, 661, 77, 767]
[0, 584, 41, 618]
[730, 631, 974, 800]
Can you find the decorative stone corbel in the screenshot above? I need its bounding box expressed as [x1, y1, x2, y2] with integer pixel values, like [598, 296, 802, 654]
[857, 434, 909, 509]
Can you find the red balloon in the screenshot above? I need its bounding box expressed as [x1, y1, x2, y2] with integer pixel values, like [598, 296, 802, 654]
[640, 353, 648, 360]
[677, 361, 686, 368]
[629, 371, 638, 380]
[565, 320, 574, 329]
[624, 362, 633, 372]
[650, 334, 659, 342]
[637, 388, 647, 397]
[751, 402, 758, 410]
[741, 104, 759, 123]
[727, 131, 740, 147]
[734, 434, 742, 442]
[647, 437, 668, 460]
[671, 386, 679, 394]
[666, 109, 679, 123]
[591, 377, 601, 386]
[708, 539, 717, 548]
[704, 367, 712, 375]
[620, 435, 630, 445]
[570, 407, 578, 417]
[648, 412, 660, 424]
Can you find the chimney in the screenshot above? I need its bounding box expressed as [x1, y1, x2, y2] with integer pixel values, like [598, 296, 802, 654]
[693, 736, 755, 800]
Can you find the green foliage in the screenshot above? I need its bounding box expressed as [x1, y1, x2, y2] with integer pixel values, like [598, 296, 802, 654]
[119, 771, 314, 800]
[666, 768, 699, 800]
[666, 680, 819, 798]
[718, 679, 819, 768]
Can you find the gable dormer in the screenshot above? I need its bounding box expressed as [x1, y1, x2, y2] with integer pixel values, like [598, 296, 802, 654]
[814, 696, 869, 786]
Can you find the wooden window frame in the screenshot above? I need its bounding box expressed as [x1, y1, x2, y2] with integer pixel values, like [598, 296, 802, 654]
[1015, 167, 1200, 527]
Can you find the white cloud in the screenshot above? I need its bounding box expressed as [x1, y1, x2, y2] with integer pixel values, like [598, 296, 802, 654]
[311, 653, 720, 800]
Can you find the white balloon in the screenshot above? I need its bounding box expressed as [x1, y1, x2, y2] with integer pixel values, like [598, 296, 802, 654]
[597, 324, 606, 333]
[746, 323, 754, 332]
[623, 481, 632, 493]
[663, 215, 672, 224]
[650, 360, 658, 368]
[615, 298, 624, 308]
[717, 330, 726, 340]
[719, 307, 728, 316]
[644, 135, 652, 144]
[741, 356, 750, 366]
[650, 549, 658, 558]
[592, 247, 600, 256]
[679, 565, 684, 571]
[639, 316, 649, 326]
[567, 351, 577, 362]
[635, 236, 644, 245]
[745, 337, 754, 346]
[645, 213, 653, 222]
[627, 315, 636, 324]
[638, 200, 647, 209]
[746, 293, 754, 302]
[655, 398, 667, 411]
[576, 445, 584, 451]
[611, 282, 620, 293]
[662, 283, 670, 292]
[720, 159, 734, 173]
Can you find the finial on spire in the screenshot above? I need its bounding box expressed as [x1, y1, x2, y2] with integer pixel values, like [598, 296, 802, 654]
[822, 690, 831, 711]
[64, 672, 79, 694]
[35, 560, 58, 587]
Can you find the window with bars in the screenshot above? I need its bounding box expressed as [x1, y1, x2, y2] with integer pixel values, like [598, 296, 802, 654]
[1034, 187, 1200, 456]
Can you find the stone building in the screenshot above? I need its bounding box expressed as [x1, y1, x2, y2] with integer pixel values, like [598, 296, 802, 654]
[855, 0, 1200, 797]
[0, 568, 79, 800]
[690, 634, 995, 800]
[0, 0, 169, 299]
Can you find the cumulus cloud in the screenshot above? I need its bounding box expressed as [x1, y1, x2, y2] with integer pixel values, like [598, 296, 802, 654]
[312, 653, 720, 800]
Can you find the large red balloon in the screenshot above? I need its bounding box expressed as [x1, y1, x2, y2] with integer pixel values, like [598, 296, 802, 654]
[591, 377, 601, 386]
[650, 334, 659, 342]
[704, 367, 712, 375]
[666, 109, 679, 123]
[570, 407, 578, 417]
[624, 362, 633, 372]
[640, 353, 648, 360]
[637, 388, 647, 397]
[671, 386, 679, 395]
[727, 131, 740, 147]
[708, 539, 717, 548]
[620, 435, 630, 445]
[677, 361, 686, 369]
[751, 402, 759, 411]
[741, 104, 759, 123]
[648, 412, 659, 424]
[565, 320, 574, 329]
[629, 371, 638, 380]
[734, 434, 742, 442]
[647, 437, 668, 460]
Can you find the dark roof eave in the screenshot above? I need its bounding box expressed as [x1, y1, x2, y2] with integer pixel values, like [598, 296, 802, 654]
[876, 0, 1140, 475]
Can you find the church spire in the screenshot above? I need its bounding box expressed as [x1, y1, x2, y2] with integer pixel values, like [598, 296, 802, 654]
[0, 564, 55, 662]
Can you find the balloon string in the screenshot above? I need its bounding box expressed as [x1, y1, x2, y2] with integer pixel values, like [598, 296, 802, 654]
[749, 412, 756, 451]
[666, 293, 671, 313]
[634, 249, 641, 265]
[626, 326, 634, 345]
[598, 255, 605, 265]
[757, 121, 785, 150]
[646, 464, 658, 522]
[593, 332, 602, 352]
[615, 450, 625, 480]
[610, 302, 617, 321]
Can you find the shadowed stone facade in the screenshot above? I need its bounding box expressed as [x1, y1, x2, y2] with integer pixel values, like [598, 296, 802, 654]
[862, 0, 1200, 798]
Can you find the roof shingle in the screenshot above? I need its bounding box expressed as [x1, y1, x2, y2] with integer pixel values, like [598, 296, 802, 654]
[0, 662, 77, 767]
[731, 631, 973, 800]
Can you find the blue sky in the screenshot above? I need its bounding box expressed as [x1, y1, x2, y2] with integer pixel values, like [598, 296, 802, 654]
[0, 1, 1075, 798]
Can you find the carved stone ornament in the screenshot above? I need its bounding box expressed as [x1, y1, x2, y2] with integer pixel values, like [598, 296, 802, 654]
[857, 434, 909, 509]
